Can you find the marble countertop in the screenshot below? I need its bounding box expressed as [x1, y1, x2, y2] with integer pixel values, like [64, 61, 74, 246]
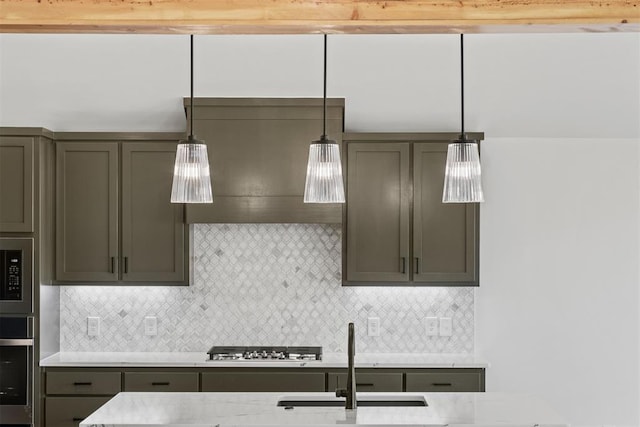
[40, 352, 489, 368]
[80, 392, 567, 426]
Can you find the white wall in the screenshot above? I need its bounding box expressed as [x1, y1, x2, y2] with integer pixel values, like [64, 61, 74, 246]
[1, 33, 638, 137]
[477, 137, 640, 426]
[1, 32, 639, 425]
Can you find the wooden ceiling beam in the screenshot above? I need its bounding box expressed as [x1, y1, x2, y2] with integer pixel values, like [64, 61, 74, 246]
[1, 1, 638, 34]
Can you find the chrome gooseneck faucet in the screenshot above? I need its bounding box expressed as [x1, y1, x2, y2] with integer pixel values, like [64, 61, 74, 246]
[335, 322, 357, 410]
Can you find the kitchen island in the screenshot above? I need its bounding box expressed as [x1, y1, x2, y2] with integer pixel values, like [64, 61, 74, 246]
[80, 391, 567, 426]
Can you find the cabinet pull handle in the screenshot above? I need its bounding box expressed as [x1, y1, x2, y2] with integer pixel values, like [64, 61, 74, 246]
[356, 383, 375, 387]
[73, 382, 92, 386]
[151, 382, 170, 386]
[431, 382, 453, 387]
[124, 256, 129, 274]
[110, 257, 115, 274]
[400, 257, 406, 274]
[415, 257, 420, 274]
[73, 417, 84, 422]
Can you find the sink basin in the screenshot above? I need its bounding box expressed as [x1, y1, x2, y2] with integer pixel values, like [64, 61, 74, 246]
[277, 395, 427, 408]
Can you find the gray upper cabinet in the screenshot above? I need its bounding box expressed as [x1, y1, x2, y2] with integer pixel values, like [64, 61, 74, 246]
[121, 143, 185, 282]
[343, 133, 480, 286]
[55, 135, 186, 285]
[0, 136, 34, 232]
[56, 142, 119, 282]
[346, 143, 411, 282]
[413, 143, 477, 283]
[185, 98, 345, 224]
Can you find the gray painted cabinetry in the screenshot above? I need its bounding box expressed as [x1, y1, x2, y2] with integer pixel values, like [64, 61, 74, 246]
[42, 367, 485, 427]
[185, 98, 345, 224]
[55, 135, 186, 284]
[344, 133, 480, 286]
[0, 136, 34, 232]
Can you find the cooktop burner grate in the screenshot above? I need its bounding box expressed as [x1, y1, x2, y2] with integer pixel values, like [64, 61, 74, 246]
[207, 346, 322, 361]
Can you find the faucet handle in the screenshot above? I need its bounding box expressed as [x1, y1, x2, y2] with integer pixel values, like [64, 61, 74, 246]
[335, 388, 347, 398]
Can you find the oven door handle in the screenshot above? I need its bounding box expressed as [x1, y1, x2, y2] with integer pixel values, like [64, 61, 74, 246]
[0, 338, 34, 346]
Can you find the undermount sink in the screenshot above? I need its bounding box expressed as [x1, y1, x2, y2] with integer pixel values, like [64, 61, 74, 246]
[277, 395, 427, 408]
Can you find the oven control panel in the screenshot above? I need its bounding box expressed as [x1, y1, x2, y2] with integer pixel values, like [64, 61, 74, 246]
[1, 250, 22, 301]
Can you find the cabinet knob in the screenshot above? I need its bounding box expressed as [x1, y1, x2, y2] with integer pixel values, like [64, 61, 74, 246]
[400, 257, 406, 274]
[110, 257, 116, 274]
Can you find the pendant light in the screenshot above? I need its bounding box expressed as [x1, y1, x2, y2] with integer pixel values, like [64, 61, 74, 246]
[442, 34, 484, 204]
[171, 35, 213, 204]
[303, 34, 345, 204]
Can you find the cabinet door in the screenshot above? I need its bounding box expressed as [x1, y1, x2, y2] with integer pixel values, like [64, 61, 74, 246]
[56, 142, 119, 281]
[413, 143, 478, 284]
[346, 143, 410, 282]
[123, 372, 198, 392]
[201, 371, 325, 392]
[0, 137, 33, 232]
[45, 397, 112, 427]
[121, 143, 185, 282]
[405, 369, 484, 392]
[46, 371, 122, 395]
[327, 372, 403, 392]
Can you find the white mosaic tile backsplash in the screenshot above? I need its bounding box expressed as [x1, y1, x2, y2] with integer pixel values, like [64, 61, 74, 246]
[60, 224, 474, 353]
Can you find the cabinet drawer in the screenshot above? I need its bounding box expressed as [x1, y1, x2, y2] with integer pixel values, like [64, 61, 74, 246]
[124, 372, 198, 392]
[405, 371, 483, 392]
[46, 371, 121, 395]
[202, 372, 324, 392]
[45, 396, 111, 427]
[327, 372, 403, 392]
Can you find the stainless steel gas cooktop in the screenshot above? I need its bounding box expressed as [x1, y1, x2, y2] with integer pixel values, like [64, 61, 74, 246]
[207, 346, 322, 361]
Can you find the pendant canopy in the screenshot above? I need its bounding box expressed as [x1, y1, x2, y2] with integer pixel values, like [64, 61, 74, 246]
[171, 35, 213, 204]
[442, 34, 484, 204]
[303, 35, 345, 204]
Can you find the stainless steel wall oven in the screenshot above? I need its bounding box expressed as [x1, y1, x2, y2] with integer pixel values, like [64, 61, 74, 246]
[0, 238, 34, 426]
[0, 317, 34, 425]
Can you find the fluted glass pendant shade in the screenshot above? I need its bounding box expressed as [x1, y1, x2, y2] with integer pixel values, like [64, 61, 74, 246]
[442, 140, 484, 203]
[304, 140, 345, 203]
[170, 138, 213, 203]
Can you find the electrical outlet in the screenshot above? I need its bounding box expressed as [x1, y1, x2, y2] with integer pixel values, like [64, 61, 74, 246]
[424, 317, 439, 336]
[439, 317, 453, 337]
[367, 317, 380, 337]
[87, 316, 100, 337]
[144, 316, 157, 336]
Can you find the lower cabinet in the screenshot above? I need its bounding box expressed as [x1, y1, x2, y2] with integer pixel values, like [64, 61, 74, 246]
[327, 371, 403, 392]
[42, 367, 485, 426]
[202, 371, 325, 392]
[45, 397, 112, 427]
[124, 372, 199, 392]
[405, 369, 485, 392]
[46, 371, 121, 395]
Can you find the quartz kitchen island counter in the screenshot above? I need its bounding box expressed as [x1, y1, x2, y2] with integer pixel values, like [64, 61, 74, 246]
[80, 392, 567, 426]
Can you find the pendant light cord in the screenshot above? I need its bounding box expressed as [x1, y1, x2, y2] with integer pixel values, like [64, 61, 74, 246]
[322, 34, 328, 141]
[189, 34, 194, 141]
[460, 33, 465, 141]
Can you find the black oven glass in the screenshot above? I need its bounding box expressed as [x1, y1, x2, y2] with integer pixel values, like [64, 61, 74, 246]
[0, 346, 28, 406]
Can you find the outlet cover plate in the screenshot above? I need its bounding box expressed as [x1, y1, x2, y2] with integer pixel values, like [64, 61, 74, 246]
[367, 317, 380, 337]
[87, 316, 100, 337]
[144, 316, 158, 336]
[439, 317, 453, 337]
[424, 317, 439, 336]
